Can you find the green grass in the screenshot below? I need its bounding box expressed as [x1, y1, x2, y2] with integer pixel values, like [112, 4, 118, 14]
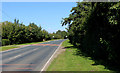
[0, 45, 19, 51]
[47, 40, 110, 71]
[0, 39, 60, 51]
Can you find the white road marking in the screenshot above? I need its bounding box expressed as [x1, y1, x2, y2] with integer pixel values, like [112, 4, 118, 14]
[8, 47, 39, 60]
[33, 48, 38, 50]
[40, 40, 63, 72]
[9, 54, 22, 60]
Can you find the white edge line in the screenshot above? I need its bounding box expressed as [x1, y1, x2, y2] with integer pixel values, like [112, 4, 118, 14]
[40, 40, 64, 72]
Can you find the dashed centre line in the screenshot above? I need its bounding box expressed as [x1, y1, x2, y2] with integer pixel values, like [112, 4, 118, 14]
[7, 48, 39, 60]
[9, 54, 22, 60]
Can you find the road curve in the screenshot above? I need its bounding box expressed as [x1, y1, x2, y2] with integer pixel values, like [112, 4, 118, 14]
[1, 39, 65, 71]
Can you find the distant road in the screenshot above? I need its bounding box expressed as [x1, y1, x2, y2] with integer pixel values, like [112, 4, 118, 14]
[1, 39, 65, 71]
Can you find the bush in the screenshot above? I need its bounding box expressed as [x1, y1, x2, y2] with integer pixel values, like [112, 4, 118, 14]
[2, 39, 10, 46]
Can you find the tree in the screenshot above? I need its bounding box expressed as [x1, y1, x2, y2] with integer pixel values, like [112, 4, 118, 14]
[62, 1, 120, 69]
[1, 19, 48, 45]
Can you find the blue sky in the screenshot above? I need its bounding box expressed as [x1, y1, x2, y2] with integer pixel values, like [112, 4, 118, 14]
[2, 2, 77, 33]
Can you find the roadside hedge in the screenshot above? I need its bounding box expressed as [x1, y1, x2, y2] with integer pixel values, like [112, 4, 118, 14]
[2, 39, 10, 46]
[62, 2, 120, 71]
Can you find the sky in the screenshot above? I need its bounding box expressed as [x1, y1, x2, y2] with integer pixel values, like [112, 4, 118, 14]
[2, 2, 77, 33]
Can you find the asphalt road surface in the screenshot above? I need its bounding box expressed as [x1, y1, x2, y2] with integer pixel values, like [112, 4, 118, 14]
[1, 39, 65, 71]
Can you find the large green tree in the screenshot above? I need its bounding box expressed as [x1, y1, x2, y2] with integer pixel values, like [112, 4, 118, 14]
[62, 2, 120, 69]
[1, 19, 53, 45]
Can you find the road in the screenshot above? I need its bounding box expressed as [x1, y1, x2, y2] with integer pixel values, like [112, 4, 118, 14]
[1, 39, 65, 71]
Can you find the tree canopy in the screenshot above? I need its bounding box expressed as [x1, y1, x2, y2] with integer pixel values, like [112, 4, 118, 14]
[1, 19, 67, 46]
[62, 2, 120, 71]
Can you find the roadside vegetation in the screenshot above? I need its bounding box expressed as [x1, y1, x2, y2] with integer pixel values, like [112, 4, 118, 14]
[1, 45, 19, 51]
[47, 40, 111, 71]
[1, 20, 68, 50]
[1, 20, 68, 46]
[61, 2, 120, 72]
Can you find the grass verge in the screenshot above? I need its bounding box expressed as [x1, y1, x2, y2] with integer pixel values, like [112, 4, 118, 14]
[0, 45, 19, 51]
[0, 39, 59, 51]
[47, 40, 110, 71]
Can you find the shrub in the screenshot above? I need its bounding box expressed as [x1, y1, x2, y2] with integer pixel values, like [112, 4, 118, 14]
[2, 39, 10, 46]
